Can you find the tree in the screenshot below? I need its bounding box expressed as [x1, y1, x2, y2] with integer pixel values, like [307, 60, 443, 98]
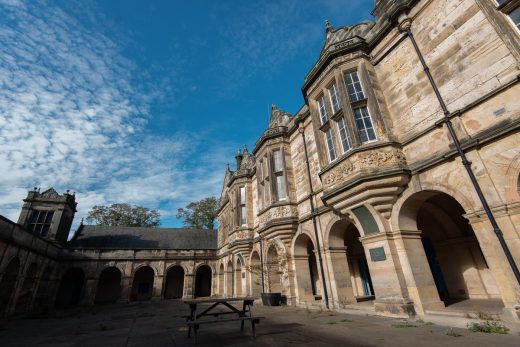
[176, 197, 219, 230]
[86, 203, 160, 227]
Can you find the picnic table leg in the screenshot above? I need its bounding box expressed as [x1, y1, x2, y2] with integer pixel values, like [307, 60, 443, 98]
[193, 324, 198, 345]
[251, 319, 256, 340]
[188, 303, 196, 338]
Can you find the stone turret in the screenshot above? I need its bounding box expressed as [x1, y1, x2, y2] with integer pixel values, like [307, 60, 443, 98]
[17, 187, 77, 243]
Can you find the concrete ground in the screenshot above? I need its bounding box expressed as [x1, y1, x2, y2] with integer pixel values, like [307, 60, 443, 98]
[0, 300, 518, 347]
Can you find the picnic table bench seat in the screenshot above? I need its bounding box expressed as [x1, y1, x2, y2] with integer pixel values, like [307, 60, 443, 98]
[187, 316, 264, 344]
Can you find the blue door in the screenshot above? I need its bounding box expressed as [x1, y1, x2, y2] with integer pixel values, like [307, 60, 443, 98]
[358, 257, 374, 296]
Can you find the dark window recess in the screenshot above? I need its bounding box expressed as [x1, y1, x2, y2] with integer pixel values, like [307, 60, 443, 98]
[28, 210, 54, 237]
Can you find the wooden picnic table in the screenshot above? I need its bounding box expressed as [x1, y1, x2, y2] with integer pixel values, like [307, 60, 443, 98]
[183, 296, 262, 344]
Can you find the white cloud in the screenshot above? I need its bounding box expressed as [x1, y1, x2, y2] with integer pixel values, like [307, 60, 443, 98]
[0, 1, 231, 235]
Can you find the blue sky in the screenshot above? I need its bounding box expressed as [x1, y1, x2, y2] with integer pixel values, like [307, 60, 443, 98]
[0, 0, 373, 231]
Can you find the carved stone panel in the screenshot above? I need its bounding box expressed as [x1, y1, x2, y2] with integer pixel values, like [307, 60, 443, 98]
[321, 147, 407, 190]
[258, 205, 298, 229]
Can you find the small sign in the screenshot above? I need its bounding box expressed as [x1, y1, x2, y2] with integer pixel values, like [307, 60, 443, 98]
[369, 247, 386, 262]
[242, 272, 246, 279]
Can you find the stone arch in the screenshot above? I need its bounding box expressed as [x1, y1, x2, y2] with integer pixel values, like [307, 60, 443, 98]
[505, 152, 520, 201]
[15, 262, 38, 313]
[397, 189, 499, 305]
[95, 267, 121, 304]
[0, 257, 20, 313]
[226, 259, 233, 296]
[164, 265, 184, 299]
[249, 250, 262, 296]
[392, 182, 475, 231]
[130, 266, 154, 302]
[132, 263, 158, 277]
[194, 264, 212, 297]
[349, 205, 381, 237]
[292, 233, 320, 303]
[55, 268, 85, 306]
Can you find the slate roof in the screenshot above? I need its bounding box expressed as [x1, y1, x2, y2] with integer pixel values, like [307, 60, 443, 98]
[68, 225, 218, 250]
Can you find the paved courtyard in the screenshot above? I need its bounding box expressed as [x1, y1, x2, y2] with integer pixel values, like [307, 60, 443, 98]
[0, 300, 518, 347]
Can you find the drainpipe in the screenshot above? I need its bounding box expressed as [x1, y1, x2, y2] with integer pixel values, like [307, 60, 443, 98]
[259, 237, 266, 293]
[398, 17, 520, 285]
[298, 122, 330, 309]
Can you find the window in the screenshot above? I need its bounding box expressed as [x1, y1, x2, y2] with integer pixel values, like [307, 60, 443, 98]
[324, 128, 337, 161]
[272, 150, 287, 200]
[28, 210, 54, 237]
[354, 107, 377, 143]
[337, 118, 353, 152]
[258, 156, 271, 209]
[238, 186, 247, 226]
[344, 71, 365, 102]
[328, 83, 342, 114]
[497, 0, 520, 31]
[317, 95, 329, 124]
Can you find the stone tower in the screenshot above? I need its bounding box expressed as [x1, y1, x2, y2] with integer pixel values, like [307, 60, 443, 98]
[17, 187, 77, 243]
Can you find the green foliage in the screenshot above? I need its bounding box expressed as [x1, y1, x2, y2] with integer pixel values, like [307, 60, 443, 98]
[86, 203, 160, 227]
[176, 197, 219, 230]
[392, 320, 417, 328]
[446, 328, 461, 337]
[467, 321, 508, 334]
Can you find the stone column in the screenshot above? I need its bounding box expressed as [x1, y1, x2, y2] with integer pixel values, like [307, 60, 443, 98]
[324, 246, 356, 308]
[152, 274, 164, 301]
[468, 214, 520, 322]
[120, 276, 132, 303]
[81, 277, 97, 306]
[185, 273, 195, 298]
[360, 232, 415, 317]
[293, 254, 314, 304]
[392, 230, 444, 315]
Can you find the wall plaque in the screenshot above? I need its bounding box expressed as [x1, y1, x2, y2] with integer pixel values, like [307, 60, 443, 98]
[369, 247, 386, 262]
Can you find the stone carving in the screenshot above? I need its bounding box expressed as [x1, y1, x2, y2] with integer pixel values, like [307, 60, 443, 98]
[322, 148, 407, 188]
[41, 188, 59, 198]
[258, 205, 298, 228]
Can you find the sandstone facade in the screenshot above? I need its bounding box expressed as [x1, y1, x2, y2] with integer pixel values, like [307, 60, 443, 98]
[216, 0, 520, 321]
[1, 0, 519, 322]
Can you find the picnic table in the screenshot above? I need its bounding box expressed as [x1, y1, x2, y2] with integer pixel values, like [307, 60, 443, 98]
[183, 296, 263, 344]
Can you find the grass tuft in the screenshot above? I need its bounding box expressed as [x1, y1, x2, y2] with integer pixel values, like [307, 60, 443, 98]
[446, 328, 461, 337]
[392, 320, 417, 328]
[467, 321, 508, 334]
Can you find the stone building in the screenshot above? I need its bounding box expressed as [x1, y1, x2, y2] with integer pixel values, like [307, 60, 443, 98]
[0, 188, 218, 316]
[1, 0, 519, 322]
[216, 0, 520, 322]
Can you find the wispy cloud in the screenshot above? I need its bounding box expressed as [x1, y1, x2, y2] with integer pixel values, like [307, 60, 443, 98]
[0, 0, 231, 233]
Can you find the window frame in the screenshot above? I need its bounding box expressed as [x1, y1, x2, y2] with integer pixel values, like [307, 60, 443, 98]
[354, 106, 377, 143]
[343, 71, 366, 103]
[238, 186, 247, 226]
[496, 0, 520, 31]
[272, 149, 287, 201]
[317, 95, 329, 125]
[28, 210, 54, 237]
[328, 82, 342, 115]
[324, 128, 338, 162]
[337, 117, 353, 153]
